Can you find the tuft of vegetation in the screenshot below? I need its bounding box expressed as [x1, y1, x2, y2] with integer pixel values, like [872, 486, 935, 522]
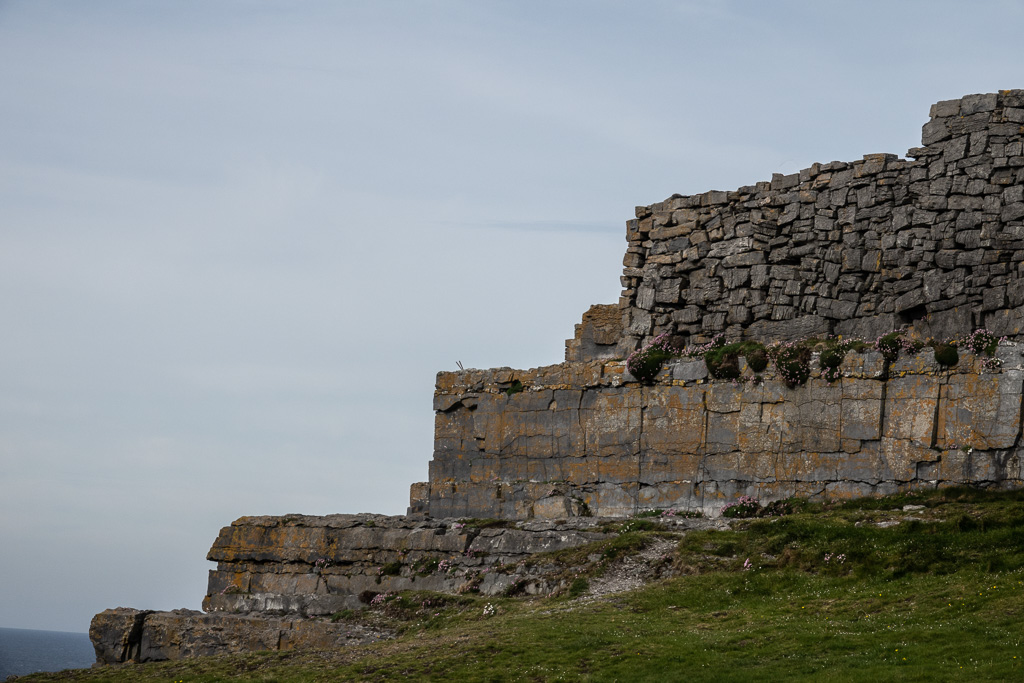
[767, 342, 812, 388]
[504, 379, 525, 396]
[933, 342, 959, 367]
[746, 346, 769, 372]
[721, 495, 762, 518]
[567, 577, 589, 598]
[626, 332, 683, 383]
[958, 328, 1001, 356]
[705, 341, 767, 379]
[379, 561, 403, 577]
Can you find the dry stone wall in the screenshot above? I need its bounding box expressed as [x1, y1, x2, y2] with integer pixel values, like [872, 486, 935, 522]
[619, 90, 1024, 354]
[413, 343, 1024, 519]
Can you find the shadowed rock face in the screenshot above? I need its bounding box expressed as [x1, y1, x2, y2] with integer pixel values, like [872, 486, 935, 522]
[615, 90, 1024, 354]
[414, 344, 1024, 519]
[89, 608, 390, 665]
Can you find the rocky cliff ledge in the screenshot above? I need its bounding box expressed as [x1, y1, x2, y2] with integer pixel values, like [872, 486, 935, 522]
[92, 516, 618, 664]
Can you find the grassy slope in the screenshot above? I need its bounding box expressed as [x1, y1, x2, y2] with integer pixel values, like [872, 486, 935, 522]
[26, 488, 1024, 682]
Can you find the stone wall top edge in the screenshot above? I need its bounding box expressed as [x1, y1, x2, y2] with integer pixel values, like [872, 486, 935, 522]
[223, 514, 623, 531]
[635, 90, 1023, 212]
[433, 342, 1023, 396]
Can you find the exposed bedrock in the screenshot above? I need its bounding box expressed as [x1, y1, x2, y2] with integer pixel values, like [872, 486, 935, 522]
[90, 516, 617, 664]
[89, 607, 390, 665]
[414, 344, 1024, 519]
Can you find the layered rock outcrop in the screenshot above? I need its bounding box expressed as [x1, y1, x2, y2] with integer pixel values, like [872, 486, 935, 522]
[203, 514, 613, 616]
[90, 608, 389, 665]
[411, 344, 1024, 519]
[91, 516, 617, 664]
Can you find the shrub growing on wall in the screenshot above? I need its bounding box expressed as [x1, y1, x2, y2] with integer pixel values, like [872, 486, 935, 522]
[768, 342, 812, 388]
[626, 333, 682, 383]
[705, 341, 768, 380]
[933, 343, 959, 367]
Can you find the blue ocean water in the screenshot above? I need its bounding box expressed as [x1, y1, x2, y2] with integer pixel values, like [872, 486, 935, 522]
[0, 627, 95, 679]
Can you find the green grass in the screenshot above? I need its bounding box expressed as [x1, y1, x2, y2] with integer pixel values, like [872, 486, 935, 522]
[26, 488, 1024, 682]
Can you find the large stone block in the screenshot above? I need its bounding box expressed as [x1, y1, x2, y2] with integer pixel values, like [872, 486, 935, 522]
[936, 372, 1023, 450]
[840, 378, 884, 441]
[641, 385, 706, 456]
[883, 376, 940, 448]
[580, 387, 643, 457]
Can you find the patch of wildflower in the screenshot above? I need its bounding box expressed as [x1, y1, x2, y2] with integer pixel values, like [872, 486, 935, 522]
[370, 591, 394, 606]
[873, 329, 921, 362]
[722, 495, 761, 518]
[313, 557, 331, 576]
[482, 602, 497, 617]
[451, 522, 466, 532]
[626, 332, 684, 383]
[760, 499, 796, 516]
[824, 552, 847, 564]
[437, 559, 455, 574]
[457, 570, 484, 594]
[766, 341, 811, 388]
[981, 355, 1003, 372]
[958, 328, 1002, 356]
[742, 558, 753, 571]
[820, 362, 842, 383]
[817, 336, 858, 384]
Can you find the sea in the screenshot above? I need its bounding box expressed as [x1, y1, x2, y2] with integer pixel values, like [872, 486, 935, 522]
[0, 627, 95, 679]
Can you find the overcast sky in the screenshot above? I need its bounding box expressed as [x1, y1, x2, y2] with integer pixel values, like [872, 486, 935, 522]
[2, 0, 1023, 633]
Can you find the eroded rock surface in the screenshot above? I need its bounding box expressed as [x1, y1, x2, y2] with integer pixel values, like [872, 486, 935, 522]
[89, 608, 390, 665]
[416, 345, 1024, 518]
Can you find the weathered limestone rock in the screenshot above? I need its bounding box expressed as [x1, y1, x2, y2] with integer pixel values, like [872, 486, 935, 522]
[417, 345, 1024, 517]
[565, 303, 624, 362]
[90, 516, 617, 665]
[204, 514, 613, 617]
[89, 608, 388, 665]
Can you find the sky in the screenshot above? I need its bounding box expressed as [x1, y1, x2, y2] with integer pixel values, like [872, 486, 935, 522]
[2, 0, 1023, 634]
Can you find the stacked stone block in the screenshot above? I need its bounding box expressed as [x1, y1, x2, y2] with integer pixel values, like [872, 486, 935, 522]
[618, 91, 1024, 355]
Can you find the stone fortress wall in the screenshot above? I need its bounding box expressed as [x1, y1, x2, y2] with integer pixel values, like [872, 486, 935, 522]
[618, 90, 1024, 354]
[411, 90, 1024, 521]
[412, 345, 1024, 520]
[91, 91, 1024, 664]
